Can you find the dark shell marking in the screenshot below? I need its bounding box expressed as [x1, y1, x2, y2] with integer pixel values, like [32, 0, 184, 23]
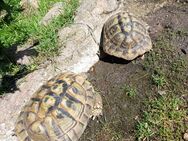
[15, 72, 96, 141]
[103, 11, 152, 60]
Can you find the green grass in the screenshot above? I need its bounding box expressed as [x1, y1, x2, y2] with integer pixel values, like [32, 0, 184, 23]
[123, 85, 137, 97]
[136, 94, 187, 141]
[0, 0, 79, 55]
[142, 29, 188, 91]
[136, 28, 188, 140]
[95, 122, 123, 141]
[0, 0, 79, 94]
[151, 74, 166, 88]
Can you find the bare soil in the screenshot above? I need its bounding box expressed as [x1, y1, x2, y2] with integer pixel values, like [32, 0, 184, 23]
[80, 2, 188, 141]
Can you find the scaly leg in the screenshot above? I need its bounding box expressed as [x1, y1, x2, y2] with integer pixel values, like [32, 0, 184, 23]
[91, 92, 103, 120]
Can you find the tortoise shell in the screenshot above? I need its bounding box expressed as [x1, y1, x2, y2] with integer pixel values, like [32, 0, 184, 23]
[102, 11, 152, 60]
[15, 72, 102, 141]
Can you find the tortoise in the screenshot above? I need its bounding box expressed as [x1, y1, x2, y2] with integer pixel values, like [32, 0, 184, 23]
[15, 72, 102, 141]
[102, 11, 152, 60]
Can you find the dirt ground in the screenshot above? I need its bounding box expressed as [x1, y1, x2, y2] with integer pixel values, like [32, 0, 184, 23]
[80, 1, 188, 141]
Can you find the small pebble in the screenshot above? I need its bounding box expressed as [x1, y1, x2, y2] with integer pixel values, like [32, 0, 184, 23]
[158, 90, 166, 95]
[184, 132, 188, 141]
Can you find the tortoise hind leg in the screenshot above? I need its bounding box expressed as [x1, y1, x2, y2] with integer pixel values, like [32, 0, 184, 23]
[78, 75, 103, 120]
[91, 92, 103, 120]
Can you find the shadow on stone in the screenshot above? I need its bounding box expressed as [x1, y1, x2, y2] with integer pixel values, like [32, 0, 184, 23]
[3, 41, 39, 64]
[0, 65, 30, 94]
[0, 41, 38, 95]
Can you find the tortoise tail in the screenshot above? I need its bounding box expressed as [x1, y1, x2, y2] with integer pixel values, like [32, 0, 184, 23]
[14, 112, 33, 141]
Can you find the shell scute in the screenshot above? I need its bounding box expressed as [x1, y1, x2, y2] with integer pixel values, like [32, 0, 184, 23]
[15, 72, 99, 141]
[103, 11, 152, 60]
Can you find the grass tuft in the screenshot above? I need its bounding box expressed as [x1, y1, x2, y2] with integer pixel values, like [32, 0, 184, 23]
[136, 28, 188, 140]
[151, 74, 166, 88]
[95, 123, 123, 141]
[123, 85, 137, 97]
[0, 0, 79, 55]
[136, 94, 187, 141]
[0, 0, 79, 94]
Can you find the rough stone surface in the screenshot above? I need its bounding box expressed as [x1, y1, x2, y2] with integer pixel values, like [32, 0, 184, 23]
[56, 23, 99, 73]
[0, 10, 7, 20]
[40, 2, 64, 26]
[20, 0, 39, 10]
[74, 0, 120, 43]
[0, 0, 169, 140]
